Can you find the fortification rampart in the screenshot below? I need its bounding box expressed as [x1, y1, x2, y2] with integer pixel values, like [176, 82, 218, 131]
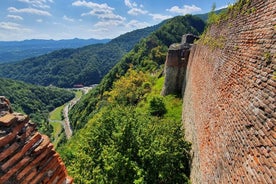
[161, 34, 198, 96]
[182, 0, 275, 183]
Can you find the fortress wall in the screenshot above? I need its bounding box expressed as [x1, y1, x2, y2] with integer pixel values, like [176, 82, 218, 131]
[182, 0, 276, 183]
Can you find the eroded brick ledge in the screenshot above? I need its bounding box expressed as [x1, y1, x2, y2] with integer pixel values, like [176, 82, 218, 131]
[0, 96, 73, 184]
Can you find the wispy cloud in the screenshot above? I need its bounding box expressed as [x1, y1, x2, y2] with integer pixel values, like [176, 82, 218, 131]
[73, 0, 125, 26]
[126, 20, 149, 29]
[128, 8, 148, 16]
[0, 21, 30, 31]
[124, 0, 148, 16]
[36, 19, 43, 23]
[149, 13, 172, 21]
[8, 7, 52, 16]
[166, 5, 201, 15]
[63, 15, 75, 22]
[17, 0, 53, 9]
[124, 0, 137, 8]
[72, 0, 114, 11]
[6, 15, 24, 21]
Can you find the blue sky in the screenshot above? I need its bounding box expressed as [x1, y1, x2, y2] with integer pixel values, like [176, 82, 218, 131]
[0, 0, 236, 41]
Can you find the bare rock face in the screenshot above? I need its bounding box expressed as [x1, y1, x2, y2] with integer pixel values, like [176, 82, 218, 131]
[0, 96, 73, 184]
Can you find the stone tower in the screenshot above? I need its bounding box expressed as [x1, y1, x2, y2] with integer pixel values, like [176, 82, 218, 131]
[161, 34, 198, 96]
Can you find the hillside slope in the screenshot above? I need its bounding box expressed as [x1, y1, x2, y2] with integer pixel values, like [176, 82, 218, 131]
[0, 77, 74, 135]
[58, 14, 205, 183]
[69, 15, 205, 130]
[0, 25, 161, 87]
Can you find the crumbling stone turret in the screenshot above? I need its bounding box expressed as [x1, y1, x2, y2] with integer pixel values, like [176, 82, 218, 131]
[0, 96, 73, 184]
[161, 34, 198, 96]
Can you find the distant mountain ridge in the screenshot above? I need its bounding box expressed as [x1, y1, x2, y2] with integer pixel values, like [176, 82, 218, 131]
[0, 38, 110, 63]
[0, 24, 162, 87]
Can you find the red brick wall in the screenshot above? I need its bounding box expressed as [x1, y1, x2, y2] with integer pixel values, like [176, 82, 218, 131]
[0, 100, 73, 184]
[183, 0, 276, 183]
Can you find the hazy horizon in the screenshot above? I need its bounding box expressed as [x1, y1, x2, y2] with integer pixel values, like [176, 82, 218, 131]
[0, 0, 235, 41]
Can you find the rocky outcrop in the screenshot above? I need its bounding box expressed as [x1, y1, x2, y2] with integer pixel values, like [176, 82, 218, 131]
[182, 0, 276, 183]
[0, 96, 73, 184]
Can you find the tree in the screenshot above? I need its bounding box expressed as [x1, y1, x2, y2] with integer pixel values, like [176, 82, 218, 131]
[149, 96, 167, 117]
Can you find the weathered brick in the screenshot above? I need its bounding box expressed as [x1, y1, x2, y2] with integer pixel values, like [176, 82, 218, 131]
[0, 142, 20, 162]
[0, 108, 72, 184]
[182, 0, 276, 183]
[0, 113, 17, 127]
[0, 120, 26, 148]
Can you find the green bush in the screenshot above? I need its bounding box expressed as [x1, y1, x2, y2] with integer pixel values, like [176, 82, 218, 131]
[149, 96, 167, 117]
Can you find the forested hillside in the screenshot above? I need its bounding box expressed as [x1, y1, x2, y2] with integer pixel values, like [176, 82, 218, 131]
[69, 15, 205, 130]
[0, 78, 74, 135]
[0, 25, 161, 88]
[58, 15, 205, 183]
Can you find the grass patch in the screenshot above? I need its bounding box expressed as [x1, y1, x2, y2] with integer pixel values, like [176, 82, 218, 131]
[74, 90, 83, 98]
[49, 121, 63, 147]
[49, 105, 64, 121]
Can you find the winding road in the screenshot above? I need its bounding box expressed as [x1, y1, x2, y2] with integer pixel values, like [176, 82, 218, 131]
[62, 86, 93, 139]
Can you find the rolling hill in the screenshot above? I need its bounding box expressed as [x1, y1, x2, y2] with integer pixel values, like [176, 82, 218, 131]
[0, 38, 110, 63]
[0, 77, 74, 135]
[0, 24, 162, 88]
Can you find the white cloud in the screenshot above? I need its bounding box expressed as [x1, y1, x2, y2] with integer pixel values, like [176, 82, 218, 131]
[17, 0, 53, 9]
[0, 21, 30, 31]
[124, 0, 148, 16]
[128, 8, 148, 16]
[73, 0, 125, 23]
[149, 13, 172, 21]
[36, 19, 43, 22]
[6, 15, 24, 21]
[124, 0, 137, 8]
[216, 4, 231, 10]
[8, 7, 52, 16]
[166, 5, 201, 15]
[94, 20, 124, 28]
[126, 20, 149, 29]
[72, 0, 114, 11]
[63, 15, 75, 22]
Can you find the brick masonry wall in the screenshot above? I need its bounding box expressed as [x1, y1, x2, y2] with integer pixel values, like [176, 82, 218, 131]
[182, 0, 276, 183]
[0, 97, 73, 184]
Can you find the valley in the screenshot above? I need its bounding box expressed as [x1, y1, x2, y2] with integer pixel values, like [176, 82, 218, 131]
[0, 0, 275, 183]
[49, 86, 94, 147]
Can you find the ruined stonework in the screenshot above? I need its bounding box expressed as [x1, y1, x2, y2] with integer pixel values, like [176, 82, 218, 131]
[0, 97, 73, 184]
[182, 0, 276, 183]
[161, 34, 198, 96]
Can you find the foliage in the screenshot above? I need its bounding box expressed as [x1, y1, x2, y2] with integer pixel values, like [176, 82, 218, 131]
[206, 0, 254, 26]
[68, 15, 205, 131]
[0, 77, 74, 135]
[207, 4, 220, 25]
[104, 69, 151, 105]
[56, 14, 203, 183]
[149, 96, 167, 117]
[59, 99, 191, 184]
[0, 25, 161, 87]
[199, 33, 226, 50]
